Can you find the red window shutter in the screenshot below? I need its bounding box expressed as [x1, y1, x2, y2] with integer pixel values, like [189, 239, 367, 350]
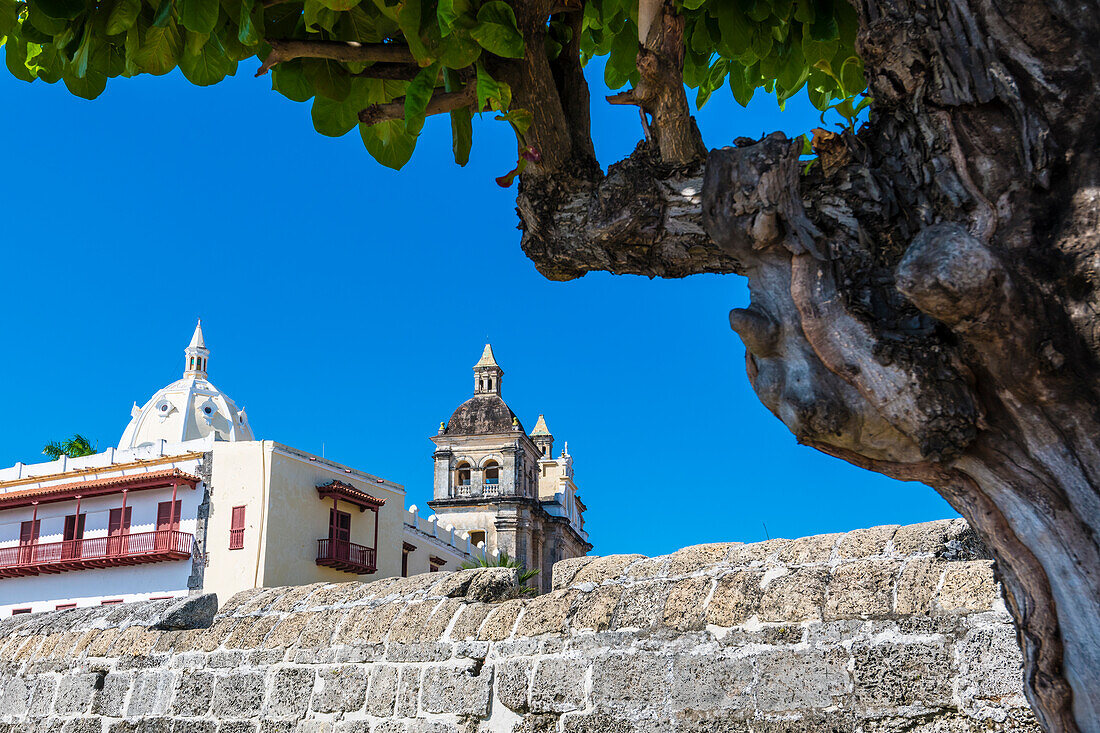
[229, 506, 246, 550]
[19, 520, 39, 545]
[108, 507, 132, 536]
[63, 514, 86, 541]
[157, 500, 181, 531]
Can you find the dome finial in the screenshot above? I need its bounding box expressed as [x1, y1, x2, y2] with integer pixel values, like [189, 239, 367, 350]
[184, 319, 210, 377]
[472, 343, 504, 396]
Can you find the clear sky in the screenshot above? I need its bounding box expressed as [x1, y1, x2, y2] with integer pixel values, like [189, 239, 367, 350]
[0, 56, 958, 557]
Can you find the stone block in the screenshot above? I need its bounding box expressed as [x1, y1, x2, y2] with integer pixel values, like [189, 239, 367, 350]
[612, 581, 670, 630]
[892, 519, 986, 559]
[571, 555, 646, 586]
[211, 671, 266, 719]
[570, 586, 620, 632]
[665, 543, 738, 577]
[0, 676, 30, 717]
[365, 665, 398, 717]
[759, 568, 828, 622]
[515, 590, 576, 637]
[217, 723, 259, 733]
[395, 667, 419, 718]
[388, 601, 441, 642]
[264, 667, 314, 719]
[478, 599, 524, 641]
[590, 652, 670, 709]
[824, 559, 901, 620]
[449, 603, 494, 641]
[310, 666, 368, 714]
[561, 712, 672, 733]
[753, 648, 848, 711]
[705, 571, 763, 627]
[52, 673, 97, 715]
[27, 676, 58, 716]
[895, 559, 945, 615]
[956, 623, 1029, 715]
[126, 671, 175, 717]
[346, 603, 404, 645]
[495, 658, 533, 712]
[225, 616, 279, 649]
[91, 673, 132, 717]
[621, 555, 670, 582]
[530, 657, 588, 713]
[836, 525, 899, 559]
[170, 670, 214, 717]
[669, 654, 753, 711]
[851, 641, 953, 707]
[662, 577, 712, 631]
[774, 533, 841, 565]
[296, 612, 343, 649]
[938, 561, 999, 612]
[61, 719, 106, 733]
[552, 557, 597, 589]
[419, 661, 492, 716]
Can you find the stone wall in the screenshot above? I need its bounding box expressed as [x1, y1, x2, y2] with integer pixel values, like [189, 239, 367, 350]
[0, 519, 1038, 732]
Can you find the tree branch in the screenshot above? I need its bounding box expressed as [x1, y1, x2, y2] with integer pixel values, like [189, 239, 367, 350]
[358, 86, 477, 126]
[349, 63, 422, 81]
[256, 40, 416, 76]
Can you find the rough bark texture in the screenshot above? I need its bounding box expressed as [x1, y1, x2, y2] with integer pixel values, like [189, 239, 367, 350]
[517, 0, 1100, 730]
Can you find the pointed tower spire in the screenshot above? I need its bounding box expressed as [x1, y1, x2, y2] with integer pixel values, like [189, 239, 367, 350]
[184, 319, 210, 378]
[473, 343, 503, 396]
[530, 414, 554, 457]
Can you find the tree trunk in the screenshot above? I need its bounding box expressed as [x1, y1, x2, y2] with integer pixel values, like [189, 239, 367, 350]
[517, 0, 1100, 729]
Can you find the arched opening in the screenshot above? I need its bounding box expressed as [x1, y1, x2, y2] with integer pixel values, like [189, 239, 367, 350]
[455, 462, 471, 486]
[483, 461, 499, 486]
[468, 530, 486, 548]
[487, 378, 493, 391]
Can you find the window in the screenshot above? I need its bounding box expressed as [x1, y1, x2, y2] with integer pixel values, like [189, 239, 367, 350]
[55, 603, 76, 611]
[468, 530, 486, 548]
[229, 505, 246, 550]
[483, 461, 499, 485]
[108, 506, 132, 555]
[101, 599, 123, 606]
[19, 519, 39, 564]
[12, 608, 31, 615]
[157, 500, 182, 531]
[429, 556, 445, 572]
[456, 463, 471, 486]
[402, 542, 416, 578]
[62, 513, 86, 560]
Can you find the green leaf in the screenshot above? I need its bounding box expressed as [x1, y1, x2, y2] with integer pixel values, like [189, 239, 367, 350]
[603, 18, 636, 89]
[444, 67, 471, 165]
[403, 60, 439, 135]
[134, 21, 181, 74]
[714, 0, 751, 57]
[185, 29, 208, 55]
[106, 0, 142, 34]
[62, 64, 106, 96]
[236, 0, 261, 45]
[303, 0, 337, 31]
[800, 31, 836, 65]
[306, 57, 350, 100]
[71, 16, 93, 76]
[5, 39, 37, 82]
[359, 117, 417, 169]
[728, 60, 757, 106]
[395, 0, 428, 61]
[809, 0, 837, 40]
[311, 85, 364, 136]
[272, 58, 314, 101]
[470, 0, 523, 58]
[31, 0, 85, 21]
[438, 29, 480, 68]
[26, 5, 67, 37]
[317, 0, 360, 13]
[179, 35, 232, 83]
[436, 0, 470, 36]
[178, 0, 219, 33]
[838, 54, 863, 96]
[336, 4, 397, 42]
[793, 0, 813, 23]
[152, 0, 174, 27]
[475, 62, 510, 111]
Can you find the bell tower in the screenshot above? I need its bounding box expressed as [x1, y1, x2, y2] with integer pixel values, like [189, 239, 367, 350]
[184, 320, 209, 378]
[473, 343, 503, 396]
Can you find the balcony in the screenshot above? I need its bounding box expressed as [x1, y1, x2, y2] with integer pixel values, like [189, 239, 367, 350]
[316, 538, 377, 574]
[0, 530, 194, 579]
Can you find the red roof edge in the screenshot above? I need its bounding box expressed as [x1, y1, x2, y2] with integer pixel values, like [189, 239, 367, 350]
[0, 469, 201, 510]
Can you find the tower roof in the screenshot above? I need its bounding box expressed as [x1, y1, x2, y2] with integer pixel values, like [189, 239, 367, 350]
[445, 395, 523, 436]
[474, 343, 500, 369]
[187, 320, 206, 350]
[530, 414, 552, 437]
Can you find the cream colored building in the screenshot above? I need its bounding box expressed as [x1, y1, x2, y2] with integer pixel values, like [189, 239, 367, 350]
[0, 324, 485, 615]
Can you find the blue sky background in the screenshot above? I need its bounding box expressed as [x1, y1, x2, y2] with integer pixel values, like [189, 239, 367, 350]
[0, 56, 958, 556]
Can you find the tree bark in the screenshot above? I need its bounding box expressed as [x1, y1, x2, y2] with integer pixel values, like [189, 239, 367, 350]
[516, 0, 1100, 729]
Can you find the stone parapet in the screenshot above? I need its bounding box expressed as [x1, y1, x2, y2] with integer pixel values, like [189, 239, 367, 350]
[0, 519, 1037, 731]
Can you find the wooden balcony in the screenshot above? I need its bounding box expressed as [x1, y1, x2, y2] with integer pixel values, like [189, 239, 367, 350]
[316, 538, 377, 574]
[0, 530, 193, 578]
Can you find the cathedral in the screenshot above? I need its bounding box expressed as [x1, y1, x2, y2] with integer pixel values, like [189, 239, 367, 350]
[430, 345, 591, 592]
[0, 326, 590, 614]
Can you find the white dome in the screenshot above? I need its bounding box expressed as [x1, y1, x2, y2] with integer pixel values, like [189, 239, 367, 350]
[118, 321, 254, 449]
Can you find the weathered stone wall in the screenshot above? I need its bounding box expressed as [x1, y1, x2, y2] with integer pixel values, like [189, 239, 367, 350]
[0, 519, 1038, 732]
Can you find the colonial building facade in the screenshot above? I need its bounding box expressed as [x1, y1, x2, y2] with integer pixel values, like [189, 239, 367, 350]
[0, 328, 591, 615]
[429, 345, 591, 592]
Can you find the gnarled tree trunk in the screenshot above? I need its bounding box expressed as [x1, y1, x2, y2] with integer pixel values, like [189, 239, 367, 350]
[516, 0, 1100, 729]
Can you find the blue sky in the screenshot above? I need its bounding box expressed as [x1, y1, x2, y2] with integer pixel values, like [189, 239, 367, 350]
[0, 56, 957, 556]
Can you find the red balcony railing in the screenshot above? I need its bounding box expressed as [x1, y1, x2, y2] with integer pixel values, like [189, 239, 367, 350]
[316, 538, 377, 574]
[0, 530, 193, 579]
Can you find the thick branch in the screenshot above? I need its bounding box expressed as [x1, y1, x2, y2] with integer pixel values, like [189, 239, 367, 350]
[358, 86, 476, 126]
[256, 40, 415, 76]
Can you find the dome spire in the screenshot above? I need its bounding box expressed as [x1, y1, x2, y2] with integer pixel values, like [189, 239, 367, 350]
[184, 319, 210, 378]
[473, 343, 504, 396]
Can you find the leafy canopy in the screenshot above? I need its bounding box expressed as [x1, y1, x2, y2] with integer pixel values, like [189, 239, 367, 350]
[0, 0, 865, 170]
[42, 433, 98, 459]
